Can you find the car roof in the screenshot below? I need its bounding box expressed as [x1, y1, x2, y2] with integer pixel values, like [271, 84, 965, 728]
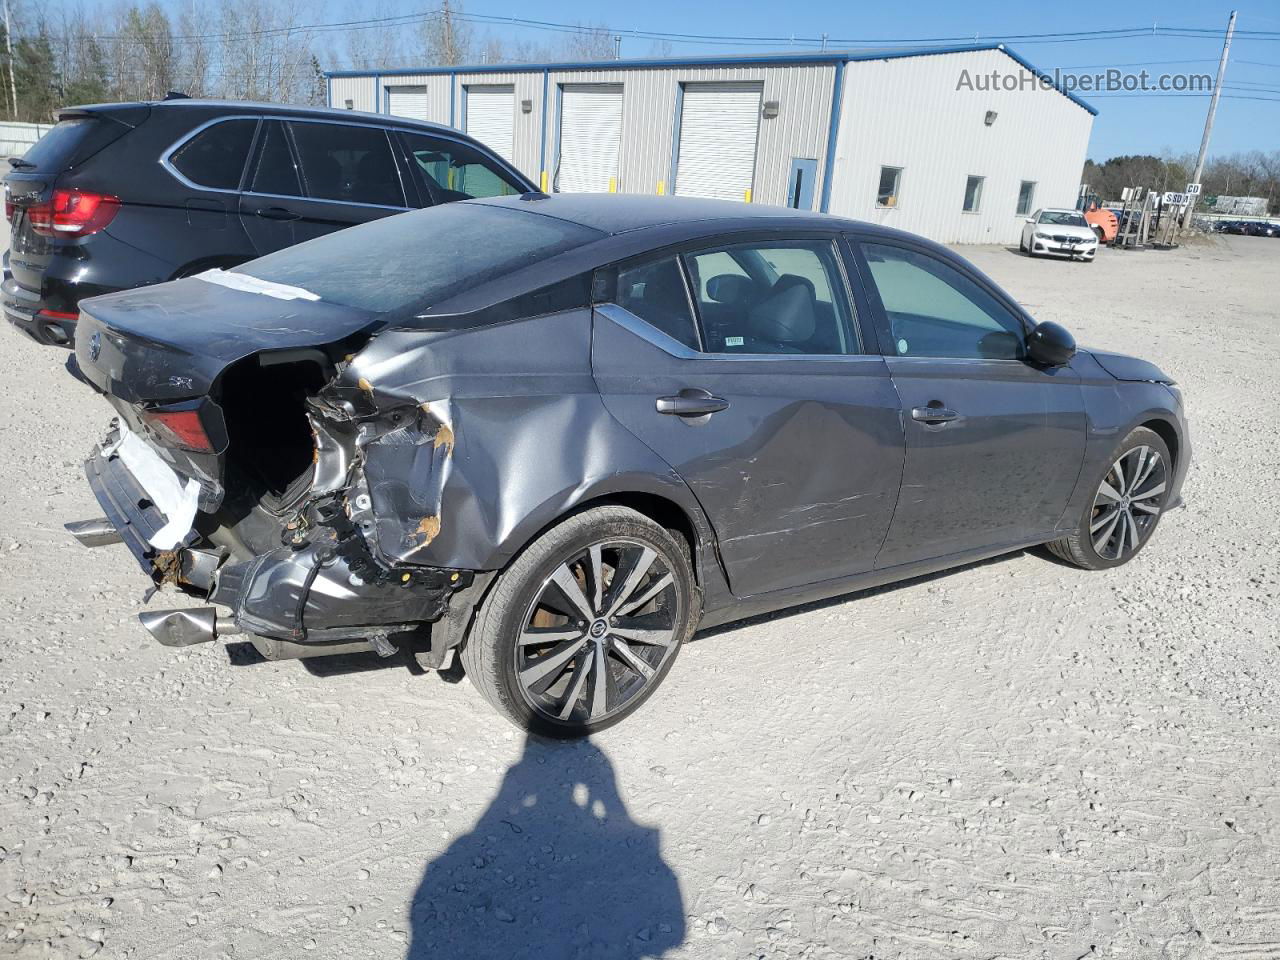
[1039, 207, 1083, 214]
[60, 98, 462, 137]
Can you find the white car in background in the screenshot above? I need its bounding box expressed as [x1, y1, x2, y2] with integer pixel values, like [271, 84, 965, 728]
[1020, 208, 1099, 261]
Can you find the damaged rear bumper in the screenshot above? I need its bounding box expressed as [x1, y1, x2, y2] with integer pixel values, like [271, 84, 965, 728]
[81, 428, 476, 654]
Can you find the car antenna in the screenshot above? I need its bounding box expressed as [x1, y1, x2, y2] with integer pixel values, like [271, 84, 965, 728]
[163, 90, 191, 100]
[520, 191, 550, 201]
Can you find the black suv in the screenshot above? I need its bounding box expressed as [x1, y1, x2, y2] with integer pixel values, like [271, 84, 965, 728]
[4, 99, 534, 346]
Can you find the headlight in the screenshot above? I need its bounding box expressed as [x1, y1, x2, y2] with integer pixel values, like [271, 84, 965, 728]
[1034, 232, 1051, 240]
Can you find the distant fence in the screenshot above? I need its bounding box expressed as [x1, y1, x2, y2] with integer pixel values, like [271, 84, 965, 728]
[0, 121, 53, 158]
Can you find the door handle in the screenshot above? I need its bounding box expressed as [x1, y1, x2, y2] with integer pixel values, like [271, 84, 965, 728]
[911, 406, 959, 424]
[656, 389, 730, 418]
[255, 206, 301, 221]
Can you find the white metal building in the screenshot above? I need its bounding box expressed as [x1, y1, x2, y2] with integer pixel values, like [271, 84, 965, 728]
[326, 45, 1095, 245]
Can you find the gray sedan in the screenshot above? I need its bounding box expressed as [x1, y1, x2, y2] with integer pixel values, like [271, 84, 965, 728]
[66, 194, 1189, 736]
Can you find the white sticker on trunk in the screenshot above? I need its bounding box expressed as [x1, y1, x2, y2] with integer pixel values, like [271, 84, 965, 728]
[110, 426, 202, 550]
[193, 269, 320, 302]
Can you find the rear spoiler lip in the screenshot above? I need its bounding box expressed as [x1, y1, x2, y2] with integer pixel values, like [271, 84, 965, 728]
[56, 103, 152, 130]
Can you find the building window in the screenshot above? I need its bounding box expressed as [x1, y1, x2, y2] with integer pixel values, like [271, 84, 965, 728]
[343, 99, 354, 110]
[876, 166, 902, 207]
[1017, 180, 1036, 216]
[963, 175, 984, 213]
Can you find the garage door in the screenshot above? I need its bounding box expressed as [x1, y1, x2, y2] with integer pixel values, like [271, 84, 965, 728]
[386, 86, 429, 121]
[465, 85, 515, 161]
[557, 84, 623, 193]
[674, 82, 763, 202]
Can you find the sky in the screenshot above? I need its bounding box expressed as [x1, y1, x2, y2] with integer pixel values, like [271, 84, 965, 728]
[401, 0, 1280, 162]
[138, 0, 1279, 162]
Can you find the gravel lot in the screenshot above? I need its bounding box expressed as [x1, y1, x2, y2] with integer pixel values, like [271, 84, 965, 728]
[1, 230, 1277, 960]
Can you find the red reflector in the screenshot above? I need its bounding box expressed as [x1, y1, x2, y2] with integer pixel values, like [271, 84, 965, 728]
[37, 309, 79, 320]
[142, 409, 214, 453]
[29, 189, 121, 237]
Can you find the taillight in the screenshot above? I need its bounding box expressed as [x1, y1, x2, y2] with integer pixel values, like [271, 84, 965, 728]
[142, 408, 215, 453]
[28, 189, 121, 237]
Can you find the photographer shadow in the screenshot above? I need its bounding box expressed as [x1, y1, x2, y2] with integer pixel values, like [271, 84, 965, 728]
[408, 734, 684, 960]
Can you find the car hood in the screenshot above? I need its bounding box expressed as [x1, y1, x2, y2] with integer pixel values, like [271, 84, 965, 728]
[1085, 348, 1175, 385]
[73, 275, 380, 404]
[1036, 223, 1095, 240]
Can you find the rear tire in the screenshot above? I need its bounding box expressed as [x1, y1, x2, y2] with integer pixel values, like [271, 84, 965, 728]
[1047, 427, 1172, 570]
[461, 506, 697, 737]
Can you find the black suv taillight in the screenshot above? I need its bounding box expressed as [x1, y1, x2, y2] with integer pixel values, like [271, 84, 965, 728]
[28, 188, 121, 237]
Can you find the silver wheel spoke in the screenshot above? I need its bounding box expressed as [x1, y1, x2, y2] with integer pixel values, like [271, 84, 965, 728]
[1093, 510, 1122, 556]
[1126, 447, 1148, 494]
[518, 627, 583, 647]
[1130, 481, 1166, 501]
[549, 563, 595, 621]
[589, 643, 610, 719]
[1135, 450, 1160, 489]
[588, 544, 604, 614]
[610, 637, 655, 680]
[1124, 510, 1140, 554]
[1132, 500, 1160, 515]
[614, 572, 673, 618]
[1096, 479, 1123, 503]
[1090, 507, 1119, 533]
[612, 621, 675, 647]
[606, 547, 657, 617]
[557, 653, 593, 720]
[519, 636, 588, 689]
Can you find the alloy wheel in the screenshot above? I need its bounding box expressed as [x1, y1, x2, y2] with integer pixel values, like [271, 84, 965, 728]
[514, 538, 682, 726]
[1090, 445, 1167, 561]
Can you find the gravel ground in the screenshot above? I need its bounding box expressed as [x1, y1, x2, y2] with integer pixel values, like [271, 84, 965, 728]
[1, 231, 1277, 960]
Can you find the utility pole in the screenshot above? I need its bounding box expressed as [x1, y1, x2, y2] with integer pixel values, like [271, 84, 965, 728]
[1183, 10, 1236, 230]
[613, 35, 621, 60]
[3, 0, 17, 120]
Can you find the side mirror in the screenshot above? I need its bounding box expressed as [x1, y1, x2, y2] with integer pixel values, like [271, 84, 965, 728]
[1026, 321, 1076, 367]
[1024, 217, 1034, 223]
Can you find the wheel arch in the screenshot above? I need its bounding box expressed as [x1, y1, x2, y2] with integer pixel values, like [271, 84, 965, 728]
[1139, 416, 1180, 471]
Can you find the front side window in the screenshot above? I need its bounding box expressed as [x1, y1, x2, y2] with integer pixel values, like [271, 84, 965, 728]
[288, 122, 405, 208]
[683, 241, 856, 355]
[169, 119, 258, 190]
[861, 243, 1024, 360]
[963, 175, 984, 213]
[614, 257, 700, 350]
[400, 131, 524, 202]
[249, 120, 301, 197]
[877, 166, 902, 207]
[1016, 180, 1036, 216]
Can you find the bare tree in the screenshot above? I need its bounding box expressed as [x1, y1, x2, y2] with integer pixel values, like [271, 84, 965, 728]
[419, 0, 471, 67]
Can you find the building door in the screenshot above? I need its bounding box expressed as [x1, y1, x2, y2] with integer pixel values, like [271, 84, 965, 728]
[556, 84, 624, 193]
[786, 157, 818, 210]
[673, 82, 762, 202]
[386, 86, 429, 121]
[464, 85, 515, 162]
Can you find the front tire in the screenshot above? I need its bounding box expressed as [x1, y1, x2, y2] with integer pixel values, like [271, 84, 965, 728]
[1047, 427, 1172, 570]
[461, 506, 697, 737]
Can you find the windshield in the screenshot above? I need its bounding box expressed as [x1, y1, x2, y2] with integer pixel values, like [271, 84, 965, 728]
[233, 203, 603, 313]
[1039, 211, 1088, 227]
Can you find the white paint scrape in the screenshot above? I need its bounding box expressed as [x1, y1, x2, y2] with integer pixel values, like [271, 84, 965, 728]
[103, 426, 201, 549]
[193, 268, 320, 301]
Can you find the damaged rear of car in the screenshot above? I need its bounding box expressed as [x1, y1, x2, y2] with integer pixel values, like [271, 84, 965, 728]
[71, 200, 638, 671]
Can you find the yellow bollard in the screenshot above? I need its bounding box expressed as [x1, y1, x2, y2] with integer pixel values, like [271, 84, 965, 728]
[744, 188, 752, 203]
[656, 180, 666, 195]
[608, 177, 617, 193]
[540, 170, 548, 192]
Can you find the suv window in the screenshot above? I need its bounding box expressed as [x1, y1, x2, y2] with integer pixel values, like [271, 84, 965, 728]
[861, 243, 1024, 360]
[614, 257, 700, 350]
[249, 121, 301, 197]
[169, 118, 257, 190]
[684, 240, 856, 355]
[400, 131, 524, 201]
[288, 121, 405, 207]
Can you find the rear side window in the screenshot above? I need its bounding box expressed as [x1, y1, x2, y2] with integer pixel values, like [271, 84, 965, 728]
[250, 121, 301, 197]
[234, 203, 602, 313]
[400, 131, 524, 202]
[168, 119, 257, 190]
[614, 258, 700, 350]
[20, 118, 130, 170]
[288, 122, 405, 208]
[683, 241, 857, 355]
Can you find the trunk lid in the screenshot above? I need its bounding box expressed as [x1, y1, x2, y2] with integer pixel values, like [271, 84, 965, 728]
[74, 275, 380, 404]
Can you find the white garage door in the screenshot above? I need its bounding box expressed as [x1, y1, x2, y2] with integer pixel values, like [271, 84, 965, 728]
[465, 85, 515, 161]
[674, 82, 763, 202]
[386, 86, 429, 121]
[557, 84, 623, 193]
